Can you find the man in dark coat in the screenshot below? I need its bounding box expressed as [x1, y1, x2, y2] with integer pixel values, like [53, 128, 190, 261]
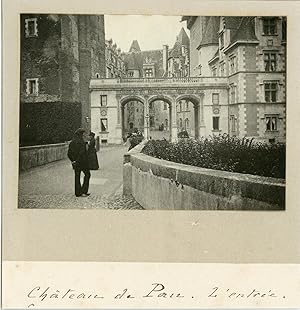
[67, 128, 91, 197]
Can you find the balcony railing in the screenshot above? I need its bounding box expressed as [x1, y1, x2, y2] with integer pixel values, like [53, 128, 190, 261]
[90, 76, 228, 87]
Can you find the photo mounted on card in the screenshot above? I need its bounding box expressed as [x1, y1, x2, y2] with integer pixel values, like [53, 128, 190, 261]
[2, 0, 300, 308]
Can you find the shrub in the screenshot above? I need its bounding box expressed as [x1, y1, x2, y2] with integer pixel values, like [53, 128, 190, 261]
[142, 134, 285, 179]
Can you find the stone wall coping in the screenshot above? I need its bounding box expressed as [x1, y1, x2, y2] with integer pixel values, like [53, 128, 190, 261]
[20, 141, 70, 151]
[131, 152, 285, 186]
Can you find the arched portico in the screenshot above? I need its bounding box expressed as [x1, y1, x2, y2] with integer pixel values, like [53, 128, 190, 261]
[90, 76, 228, 144]
[120, 96, 145, 141]
[148, 95, 173, 140]
[175, 94, 203, 139]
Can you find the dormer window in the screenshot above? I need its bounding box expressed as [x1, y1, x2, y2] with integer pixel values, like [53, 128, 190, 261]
[144, 68, 153, 78]
[263, 17, 277, 35]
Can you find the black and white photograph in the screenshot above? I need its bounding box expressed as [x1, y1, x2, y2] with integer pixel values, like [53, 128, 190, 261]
[18, 14, 286, 211]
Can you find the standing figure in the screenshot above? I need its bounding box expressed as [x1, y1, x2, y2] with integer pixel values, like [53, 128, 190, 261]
[88, 131, 99, 170]
[67, 128, 91, 197]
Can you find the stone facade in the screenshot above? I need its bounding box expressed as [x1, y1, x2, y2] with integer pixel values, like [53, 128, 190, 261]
[183, 16, 286, 143]
[20, 14, 105, 146]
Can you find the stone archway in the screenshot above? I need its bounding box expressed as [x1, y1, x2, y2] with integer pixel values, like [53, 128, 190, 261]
[120, 95, 145, 141]
[175, 94, 202, 139]
[148, 95, 173, 141]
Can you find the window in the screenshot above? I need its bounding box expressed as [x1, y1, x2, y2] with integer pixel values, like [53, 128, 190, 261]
[230, 115, 237, 132]
[26, 78, 38, 95]
[230, 85, 236, 104]
[186, 101, 189, 111]
[213, 116, 220, 131]
[128, 71, 134, 77]
[264, 53, 276, 71]
[179, 101, 182, 112]
[185, 118, 189, 129]
[263, 17, 277, 35]
[264, 82, 277, 102]
[179, 118, 183, 129]
[25, 18, 38, 37]
[220, 62, 225, 76]
[100, 95, 107, 106]
[100, 118, 108, 132]
[165, 119, 168, 128]
[212, 93, 219, 105]
[144, 68, 153, 77]
[229, 56, 237, 74]
[265, 115, 278, 131]
[164, 102, 167, 110]
[211, 66, 217, 77]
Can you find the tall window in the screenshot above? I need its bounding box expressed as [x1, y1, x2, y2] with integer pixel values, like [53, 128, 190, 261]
[25, 18, 38, 37]
[26, 78, 38, 95]
[213, 116, 220, 130]
[212, 93, 219, 105]
[230, 115, 237, 132]
[263, 17, 277, 35]
[265, 115, 278, 131]
[100, 118, 108, 132]
[211, 66, 217, 77]
[229, 56, 237, 74]
[179, 118, 183, 128]
[185, 118, 189, 130]
[164, 102, 167, 110]
[264, 53, 277, 71]
[230, 85, 236, 104]
[100, 95, 107, 106]
[220, 62, 225, 76]
[264, 82, 277, 102]
[165, 119, 168, 128]
[179, 101, 182, 112]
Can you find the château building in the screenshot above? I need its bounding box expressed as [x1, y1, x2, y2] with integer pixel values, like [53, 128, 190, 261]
[182, 16, 286, 143]
[20, 14, 106, 146]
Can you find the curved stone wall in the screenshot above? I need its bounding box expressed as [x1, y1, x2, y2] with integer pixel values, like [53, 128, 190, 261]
[123, 143, 285, 210]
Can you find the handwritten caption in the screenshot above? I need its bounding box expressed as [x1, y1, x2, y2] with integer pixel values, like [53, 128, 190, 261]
[26, 283, 287, 308]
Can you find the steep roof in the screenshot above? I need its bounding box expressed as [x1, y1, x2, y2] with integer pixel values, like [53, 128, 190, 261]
[230, 17, 258, 43]
[198, 16, 220, 48]
[129, 40, 141, 53]
[124, 49, 164, 77]
[222, 16, 243, 29]
[169, 27, 190, 58]
[177, 27, 190, 46]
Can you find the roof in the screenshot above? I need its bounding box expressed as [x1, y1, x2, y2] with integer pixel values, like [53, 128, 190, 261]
[124, 49, 164, 77]
[169, 27, 190, 58]
[177, 27, 190, 46]
[230, 17, 258, 43]
[198, 16, 220, 48]
[129, 40, 141, 53]
[222, 16, 243, 29]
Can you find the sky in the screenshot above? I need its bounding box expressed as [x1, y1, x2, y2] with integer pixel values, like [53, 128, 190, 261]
[104, 15, 189, 52]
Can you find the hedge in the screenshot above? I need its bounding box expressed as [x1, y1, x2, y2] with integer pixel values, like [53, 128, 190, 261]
[142, 134, 285, 179]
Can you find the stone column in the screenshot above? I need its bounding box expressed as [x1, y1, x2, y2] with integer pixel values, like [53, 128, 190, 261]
[143, 97, 150, 139]
[171, 98, 178, 142]
[115, 94, 122, 144]
[199, 94, 205, 138]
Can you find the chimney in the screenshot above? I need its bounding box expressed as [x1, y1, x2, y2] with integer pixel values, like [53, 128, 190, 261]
[163, 45, 169, 75]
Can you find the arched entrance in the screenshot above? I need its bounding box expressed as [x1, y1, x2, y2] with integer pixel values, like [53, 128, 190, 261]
[120, 96, 145, 141]
[148, 95, 172, 141]
[176, 95, 201, 139]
